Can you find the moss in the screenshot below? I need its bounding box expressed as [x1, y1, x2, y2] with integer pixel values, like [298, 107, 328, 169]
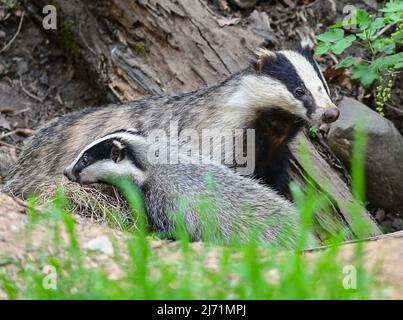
[130, 41, 146, 57]
[46, 0, 82, 64]
[60, 20, 82, 63]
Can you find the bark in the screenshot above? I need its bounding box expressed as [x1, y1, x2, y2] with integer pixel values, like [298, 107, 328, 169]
[24, 0, 381, 240]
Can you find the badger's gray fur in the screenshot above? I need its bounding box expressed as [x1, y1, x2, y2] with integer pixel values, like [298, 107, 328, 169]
[64, 129, 315, 247]
[3, 46, 338, 198]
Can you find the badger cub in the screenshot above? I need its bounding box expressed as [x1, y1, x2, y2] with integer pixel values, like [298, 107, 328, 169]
[64, 129, 315, 248]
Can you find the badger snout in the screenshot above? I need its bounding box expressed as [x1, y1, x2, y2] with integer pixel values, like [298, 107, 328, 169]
[321, 108, 340, 124]
[63, 167, 79, 183]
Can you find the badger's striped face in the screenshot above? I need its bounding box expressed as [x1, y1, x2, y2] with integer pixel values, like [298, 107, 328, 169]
[235, 46, 339, 125]
[64, 129, 148, 186]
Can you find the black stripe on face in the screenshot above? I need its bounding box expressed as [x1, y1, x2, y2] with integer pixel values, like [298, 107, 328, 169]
[72, 139, 117, 176]
[126, 145, 147, 172]
[299, 46, 330, 96]
[73, 137, 147, 179]
[259, 53, 316, 116]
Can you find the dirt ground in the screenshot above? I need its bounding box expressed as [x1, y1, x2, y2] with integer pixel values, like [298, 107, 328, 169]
[0, 5, 106, 146]
[0, 193, 129, 298]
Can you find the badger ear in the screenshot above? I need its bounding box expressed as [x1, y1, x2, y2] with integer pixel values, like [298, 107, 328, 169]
[126, 128, 139, 134]
[127, 128, 145, 136]
[254, 48, 276, 75]
[111, 140, 125, 163]
[299, 38, 315, 56]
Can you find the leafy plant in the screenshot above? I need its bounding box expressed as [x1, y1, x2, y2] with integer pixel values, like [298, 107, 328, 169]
[0, 0, 18, 11]
[308, 127, 319, 138]
[315, 0, 403, 116]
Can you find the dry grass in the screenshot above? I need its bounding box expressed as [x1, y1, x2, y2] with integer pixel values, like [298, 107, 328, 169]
[34, 182, 136, 232]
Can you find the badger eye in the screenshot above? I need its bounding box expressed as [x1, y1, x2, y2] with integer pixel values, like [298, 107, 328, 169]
[295, 87, 306, 97]
[81, 154, 89, 166]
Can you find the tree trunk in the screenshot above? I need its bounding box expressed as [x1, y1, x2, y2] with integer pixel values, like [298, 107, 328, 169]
[24, 0, 381, 240]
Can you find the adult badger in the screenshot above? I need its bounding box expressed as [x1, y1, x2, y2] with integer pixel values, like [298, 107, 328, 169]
[3, 46, 339, 197]
[63, 129, 316, 247]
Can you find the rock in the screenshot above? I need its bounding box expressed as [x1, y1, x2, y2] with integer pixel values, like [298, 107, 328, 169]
[0, 113, 10, 130]
[328, 97, 403, 211]
[83, 235, 114, 256]
[10, 224, 20, 232]
[375, 209, 386, 223]
[392, 218, 403, 231]
[229, 0, 258, 9]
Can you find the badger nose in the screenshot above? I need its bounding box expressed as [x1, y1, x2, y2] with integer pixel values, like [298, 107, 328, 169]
[321, 108, 340, 124]
[63, 168, 76, 182]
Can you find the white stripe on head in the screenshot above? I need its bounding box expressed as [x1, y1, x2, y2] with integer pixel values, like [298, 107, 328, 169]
[280, 50, 335, 111]
[314, 59, 330, 95]
[79, 158, 147, 186]
[66, 129, 145, 172]
[227, 74, 306, 116]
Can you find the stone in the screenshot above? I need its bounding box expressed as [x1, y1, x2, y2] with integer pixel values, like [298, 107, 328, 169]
[392, 218, 403, 231]
[328, 97, 403, 211]
[375, 209, 386, 223]
[83, 235, 114, 256]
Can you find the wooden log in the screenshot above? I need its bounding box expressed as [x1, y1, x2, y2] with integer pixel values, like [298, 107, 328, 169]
[23, 0, 381, 239]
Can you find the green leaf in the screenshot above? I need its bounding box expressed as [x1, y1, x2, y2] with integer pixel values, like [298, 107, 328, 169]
[316, 28, 344, 43]
[329, 19, 354, 28]
[384, 11, 403, 23]
[351, 63, 379, 87]
[380, 1, 403, 13]
[356, 31, 371, 41]
[331, 35, 356, 54]
[315, 42, 331, 55]
[362, 18, 386, 40]
[382, 1, 403, 23]
[309, 127, 319, 138]
[373, 37, 395, 54]
[371, 52, 403, 70]
[391, 28, 403, 43]
[356, 9, 372, 30]
[328, 21, 346, 28]
[370, 17, 385, 33]
[395, 61, 403, 69]
[337, 57, 356, 68]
